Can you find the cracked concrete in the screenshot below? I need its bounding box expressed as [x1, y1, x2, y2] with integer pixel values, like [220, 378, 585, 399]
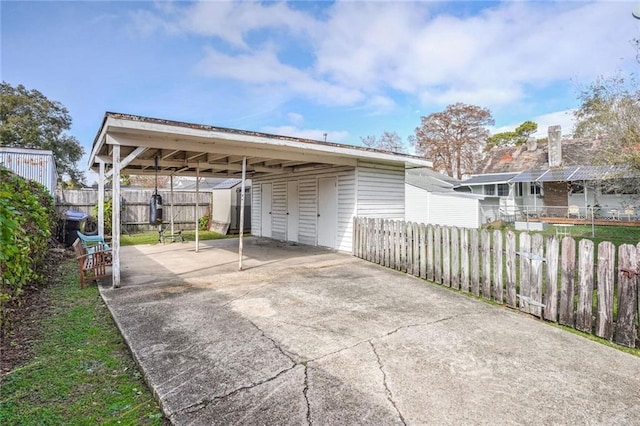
[100, 237, 640, 425]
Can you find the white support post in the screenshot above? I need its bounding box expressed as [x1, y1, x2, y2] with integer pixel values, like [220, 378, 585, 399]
[112, 144, 121, 288]
[239, 156, 246, 271]
[98, 160, 105, 237]
[170, 174, 174, 236]
[195, 165, 200, 253]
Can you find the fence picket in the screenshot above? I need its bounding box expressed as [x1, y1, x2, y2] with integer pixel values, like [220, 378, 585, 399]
[505, 231, 517, 308]
[559, 237, 576, 327]
[530, 233, 544, 317]
[419, 224, 427, 279]
[595, 241, 615, 340]
[393, 220, 402, 270]
[427, 225, 434, 281]
[481, 229, 491, 300]
[434, 226, 442, 284]
[519, 233, 531, 313]
[412, 222, 420, 276]
[492, 229, 503, 304]
[614, 244, 637, 347]
[443, 227, 451, 287]
[460, 229, 470, 293]
[406, 223, 414, 274]
[451, 227, 460, 290]
[543, 237, 559, 322]
[576, 239, 595, 333]
[470, 229, 480, 297]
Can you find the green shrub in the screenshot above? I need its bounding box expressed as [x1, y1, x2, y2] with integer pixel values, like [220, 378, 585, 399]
[0, 169, 56, 319]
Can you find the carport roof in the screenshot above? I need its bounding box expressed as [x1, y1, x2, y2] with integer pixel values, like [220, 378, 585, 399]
[89, 112, 432, 178]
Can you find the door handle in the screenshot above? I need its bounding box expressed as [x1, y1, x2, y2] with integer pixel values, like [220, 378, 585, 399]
[286, 212, 289, 215]
[317, 214, 320, 217]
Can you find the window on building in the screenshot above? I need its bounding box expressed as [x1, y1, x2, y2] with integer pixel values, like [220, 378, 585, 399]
[484, 184, 496, 195]
[497, 183, 509, 196]
[530, 183, 542, 195]
[515, 182, 524, 197]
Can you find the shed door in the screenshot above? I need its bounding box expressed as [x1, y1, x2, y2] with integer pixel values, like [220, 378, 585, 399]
[317, 177, 337, 248]
[261, 183, 272, 238]
[287, 181, 299, 243]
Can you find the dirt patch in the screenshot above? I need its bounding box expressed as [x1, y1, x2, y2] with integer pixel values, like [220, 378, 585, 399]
[1, 246, 67, 375]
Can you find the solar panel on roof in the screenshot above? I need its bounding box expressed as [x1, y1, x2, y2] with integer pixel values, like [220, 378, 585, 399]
[509, 170, 547, 183]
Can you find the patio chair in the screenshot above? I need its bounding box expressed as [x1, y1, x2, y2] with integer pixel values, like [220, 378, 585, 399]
[622, 207, 635, 221]
[76, 230, 110, 253]
[567, 205, 580, 219]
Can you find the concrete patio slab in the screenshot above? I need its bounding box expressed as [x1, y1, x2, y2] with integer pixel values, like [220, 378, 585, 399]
[99, 237, 640, 425]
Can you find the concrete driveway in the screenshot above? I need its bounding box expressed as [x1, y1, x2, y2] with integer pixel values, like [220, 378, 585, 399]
[100, 237, 640, 425]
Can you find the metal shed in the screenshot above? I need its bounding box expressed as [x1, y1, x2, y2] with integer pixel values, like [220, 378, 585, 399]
[0, 147, 58, 197]
[88, 112, 431, 287]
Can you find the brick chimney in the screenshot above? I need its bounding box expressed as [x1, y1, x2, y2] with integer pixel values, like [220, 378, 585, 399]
[548, 125, 562, 167]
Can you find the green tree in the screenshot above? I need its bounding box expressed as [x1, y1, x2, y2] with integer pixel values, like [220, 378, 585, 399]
[0, 82, 85, 185]
[486, 120, 538, 150]
[413, 103, 494, 179]
[573, 72, 640, 171]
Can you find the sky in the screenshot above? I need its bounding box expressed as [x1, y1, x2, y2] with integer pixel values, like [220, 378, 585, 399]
[2, 1, 640, 183]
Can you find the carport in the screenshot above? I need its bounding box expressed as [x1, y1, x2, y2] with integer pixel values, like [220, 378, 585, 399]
[88, 112, 431, 287]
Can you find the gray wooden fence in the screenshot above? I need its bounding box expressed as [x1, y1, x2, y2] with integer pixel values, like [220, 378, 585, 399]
[353, 217, 640, 348]
[56, 189, 211, 232]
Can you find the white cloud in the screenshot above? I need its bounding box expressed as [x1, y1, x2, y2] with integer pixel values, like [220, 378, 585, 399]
[195, 47, 364, 105]
[260, 125, 349, 143]
[287, 112, 304, 126]
[491, 109, 577, 138]
[136, 1, 639, 112]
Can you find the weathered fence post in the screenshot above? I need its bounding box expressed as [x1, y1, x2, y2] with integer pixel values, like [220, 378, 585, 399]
[481, 229, 491, 300]
[427, 225, 434, 281]
[470, 228, 480, 297]
[519, 232, 531, 313]
[442, 227, 451, 287]
[394, 220, 401, 271]
[460, 228, 470, 293]
[543, 236, 559, 322]
[505, 231, 517, 308]
[530, 233, 544, 317]
[419, 224, 427, 279]
[492, 229, 503, 304]
[595, 241, 615, 340]
[412, 222, 420, 277]
[406, 222, 414, 273]
[451, 227, 460, 290]
[434, 226, 442, 284]
[559, 237, 576, 327]
[576, 239, 595, 332]
[614, 244, 637, 347]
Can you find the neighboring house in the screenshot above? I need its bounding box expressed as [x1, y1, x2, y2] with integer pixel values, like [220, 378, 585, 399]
[457, 126, 639, 221]
[0, 147, 58, 197]
[405, 168, 485, 228]
[211, 178, 252, 234]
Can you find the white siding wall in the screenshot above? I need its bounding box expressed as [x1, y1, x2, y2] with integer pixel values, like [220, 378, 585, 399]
[252, 184, 261, 236]
[356, 163, 405, 219]
[272, 181, 287, 240]
[405, 183, 430, 224]
[405, 184, 481, 228]
[252, 166, 356, 251]
[428, 193, 481, 228]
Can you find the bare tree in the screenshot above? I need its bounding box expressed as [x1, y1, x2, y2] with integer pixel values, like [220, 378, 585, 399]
[360, 131, 406, 153]
[413, 103, 494, 179]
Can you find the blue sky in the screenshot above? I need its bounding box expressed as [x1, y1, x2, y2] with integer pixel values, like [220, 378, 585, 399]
[2, 1, 640, 181]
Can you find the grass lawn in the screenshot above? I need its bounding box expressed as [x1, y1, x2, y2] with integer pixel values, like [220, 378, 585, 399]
[121, 230, 231, 246]
[0, 260, 165, 425]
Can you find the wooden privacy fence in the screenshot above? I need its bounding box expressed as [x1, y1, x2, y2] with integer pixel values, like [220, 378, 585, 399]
[56, 189, 211, 232]
[353, 217, 640, 348]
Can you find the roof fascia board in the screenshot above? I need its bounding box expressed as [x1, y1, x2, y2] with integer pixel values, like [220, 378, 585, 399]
[101, 116, 431, 168]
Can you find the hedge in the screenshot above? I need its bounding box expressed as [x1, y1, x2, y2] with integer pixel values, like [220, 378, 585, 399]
[0, 168, 56, 313]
